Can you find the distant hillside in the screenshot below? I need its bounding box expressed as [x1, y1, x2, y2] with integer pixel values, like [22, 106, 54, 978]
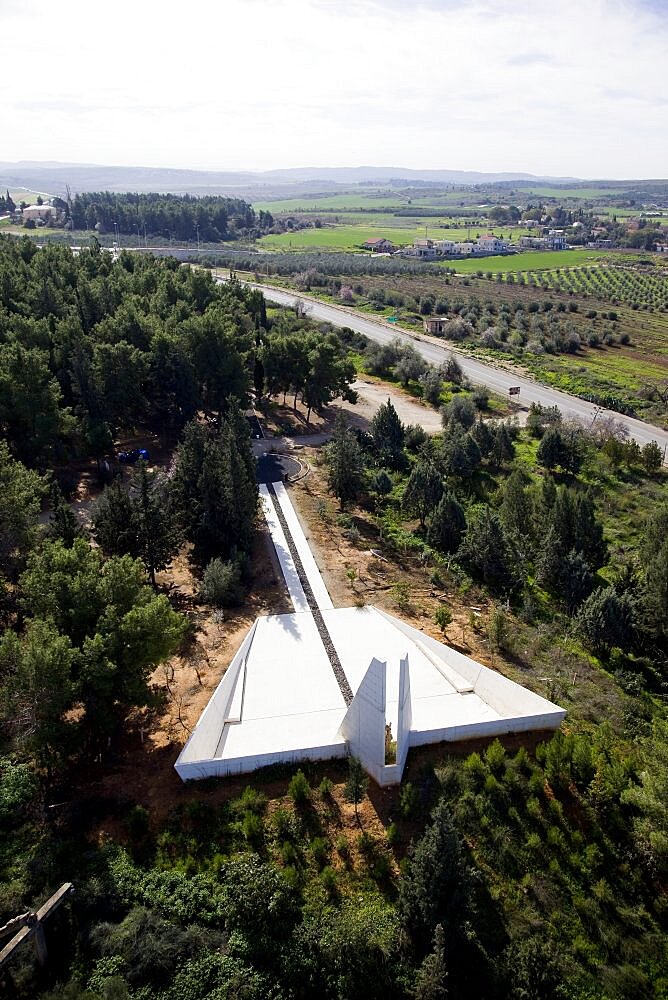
[0, 161, 582, 198]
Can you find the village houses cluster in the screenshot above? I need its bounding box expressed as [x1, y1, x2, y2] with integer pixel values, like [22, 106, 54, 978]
[363, 230, 569, 260]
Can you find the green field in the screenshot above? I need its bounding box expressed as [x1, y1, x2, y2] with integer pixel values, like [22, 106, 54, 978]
[445, 249, 608, 273]
[258, 224, 546, 252]
[253, 192, 414, 212]
[258, 223, 447, 250]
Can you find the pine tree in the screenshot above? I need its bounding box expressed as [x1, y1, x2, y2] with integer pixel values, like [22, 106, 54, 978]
[371, 399, 405, 468]
[172, 416, 257, 563]
[536, 427, 565, 470]
[132, 462, 182, 585]
[92, 465, 182, 583]
[440, 427, 481, 479]
[403, 459, 443, 528]
[489, 422, 514, 468]
[427, 493, 467, 554]
[536, 525, 565, 589]
[575, 586, 635, 655]
[641, 440, 663, 475]
[413, 924, 449, 1000]
[326, 414, 365, 509]
[398, 799, 471, 956]
[459, 507, 519, 592]
[47, 481, 81, 547]
[499, 469, 532, 552]
[471, 418, 494, 458]
[343, 755, 368, 827]
[92, 477, 140, 559]
[560, 548, 595, 614]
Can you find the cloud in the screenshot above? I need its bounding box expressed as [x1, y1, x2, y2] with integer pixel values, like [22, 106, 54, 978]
[506, 52, 561, 67]
[0, 0, 666, 176]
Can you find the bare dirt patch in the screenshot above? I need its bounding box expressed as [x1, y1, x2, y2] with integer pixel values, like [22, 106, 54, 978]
[288, 454, 497, 670]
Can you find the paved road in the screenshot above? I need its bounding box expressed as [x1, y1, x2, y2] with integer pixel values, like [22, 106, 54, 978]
[227, 279, 668, 458]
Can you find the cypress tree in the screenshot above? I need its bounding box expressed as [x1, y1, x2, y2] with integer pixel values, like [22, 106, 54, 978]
[47, 481, 82, 548]
[326, 414, 365, 509]
[371, 398, 405, 468]
[427, 493, 467, 554]
[403, 459, 443, 528]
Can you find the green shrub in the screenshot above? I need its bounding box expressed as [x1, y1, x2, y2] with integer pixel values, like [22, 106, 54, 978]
[357, 830, 376, 856]
[0, 759, 38, 826]
[272, 807, 300, 842]
[200, 556, 245, 607]
[526, 796, 543, 823]
[371, 851, 392, 881]
[288, 769, 311, 806]
[484, 739, 506, 776]
[484, 773, 500, 796]
[127, 804, 150, 842]
[310, 837, 329, 870]
[335, 834, 350, 858]
[386, 822, 399, 846]
[318, 776, 334, 800]
[391, 580, 412, 612]
[463, 752, 487, 788]
[433, 605, 453, 634]
[512, 746, 532, 776]
[321, 865, 338, 899]
[399, 781, 420, 818]
[488, 605, 511, 652]
[525, 831, 541, 852]
[281, 840, 299, 867]
[528, 772, 545, 797]
[232, 786, 267, 817]
[241, 811, 264, 846]
[547, 825, 567, 852]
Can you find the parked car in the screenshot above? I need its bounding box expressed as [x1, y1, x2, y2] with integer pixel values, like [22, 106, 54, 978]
[117, 448, 149, 464]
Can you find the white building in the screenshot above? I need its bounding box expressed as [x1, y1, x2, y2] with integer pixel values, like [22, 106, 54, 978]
[22, 204, 57, 222]
[475, 234, 509, 254]
[433, 240, 456, 256]
[175, 481, 565, 786]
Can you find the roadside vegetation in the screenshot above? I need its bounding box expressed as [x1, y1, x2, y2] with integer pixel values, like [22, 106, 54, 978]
[216, 254, 668, 425]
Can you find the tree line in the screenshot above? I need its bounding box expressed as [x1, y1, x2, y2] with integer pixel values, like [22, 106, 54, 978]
[68, 192, 274, 241]
[326, 398, 667, 662]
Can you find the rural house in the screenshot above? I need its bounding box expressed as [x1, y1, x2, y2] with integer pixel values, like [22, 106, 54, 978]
[363, 237, 395, 253]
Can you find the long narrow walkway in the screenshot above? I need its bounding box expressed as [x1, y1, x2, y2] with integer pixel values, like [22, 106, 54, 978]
[263, 482, 353, 706]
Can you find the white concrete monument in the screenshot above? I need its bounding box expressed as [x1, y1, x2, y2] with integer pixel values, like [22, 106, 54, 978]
[175, 480, 565, 786]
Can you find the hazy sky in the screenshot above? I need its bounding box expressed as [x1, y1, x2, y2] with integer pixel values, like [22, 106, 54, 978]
[1, 0, 666, 178]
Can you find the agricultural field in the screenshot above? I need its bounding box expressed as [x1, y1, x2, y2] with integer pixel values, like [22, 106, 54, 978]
[258, 223, 441, 250]
[252, 191, 416, 212]
[513, 185, 630, 200]
[500, 262, 668, 311]
[444, 249, 609, 274]
[6, 188, 46, 205]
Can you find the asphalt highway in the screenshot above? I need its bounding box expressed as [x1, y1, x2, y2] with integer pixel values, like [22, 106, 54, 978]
[230, 280, 668, 459]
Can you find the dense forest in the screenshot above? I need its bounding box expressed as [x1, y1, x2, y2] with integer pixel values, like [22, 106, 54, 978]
[68, 192, 274, 241]
[0, 235, 666, 999]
